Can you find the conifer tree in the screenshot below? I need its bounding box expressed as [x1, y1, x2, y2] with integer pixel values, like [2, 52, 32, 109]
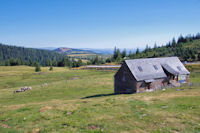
[113, 46, 118, 60]
[49, 66, 53, 71]
[136, 48, 140, 55]
[35, 62, 41, 72]
[172, 38, 176, 47]
[121, 49, 127, 58]
[198, 53, 200, 61]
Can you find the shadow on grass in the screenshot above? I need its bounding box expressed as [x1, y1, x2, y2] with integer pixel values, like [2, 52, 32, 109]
[81, 93, 117, 99]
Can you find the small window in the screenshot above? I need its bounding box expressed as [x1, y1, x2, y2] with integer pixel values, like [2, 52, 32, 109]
[122, 75, 126, 81]
[138, 66, 143, 72]
[177, 66, 182, 71]
[153, 65, 158, 70]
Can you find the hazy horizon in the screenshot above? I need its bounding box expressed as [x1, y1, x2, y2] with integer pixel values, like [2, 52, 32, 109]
[0, 0, 200, 49]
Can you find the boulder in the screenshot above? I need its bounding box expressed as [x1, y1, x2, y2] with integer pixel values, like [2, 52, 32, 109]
[14, 86, 32, 93]
[41, 83, 48, 87]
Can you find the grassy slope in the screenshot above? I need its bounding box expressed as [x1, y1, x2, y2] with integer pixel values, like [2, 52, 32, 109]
[0, 66, 200, 133]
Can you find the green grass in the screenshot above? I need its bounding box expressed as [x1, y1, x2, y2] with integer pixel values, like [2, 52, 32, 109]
[0, 66, 200, 133]
[186, 64, 200, 83]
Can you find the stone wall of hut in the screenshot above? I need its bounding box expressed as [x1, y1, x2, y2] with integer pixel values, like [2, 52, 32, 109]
[136, 78, 168, 93]
[114, 63, 137, 94]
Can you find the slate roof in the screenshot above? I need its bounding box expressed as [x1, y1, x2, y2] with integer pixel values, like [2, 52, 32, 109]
[125, 57, 190, 81]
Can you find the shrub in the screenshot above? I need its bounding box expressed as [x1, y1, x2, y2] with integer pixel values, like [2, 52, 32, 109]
[35, 63, 41, 72]
[49, 66, 53, 71]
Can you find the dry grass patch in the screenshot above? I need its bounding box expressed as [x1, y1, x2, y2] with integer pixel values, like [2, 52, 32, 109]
[31, 128, 40, 133]
[134, 88, 200, 102]
[39, 106, 52, 112]
[0, 124, 10, 128]
[1, 104, 25, 111]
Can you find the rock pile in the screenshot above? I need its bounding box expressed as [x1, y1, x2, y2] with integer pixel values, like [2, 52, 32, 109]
[169, 80, 181, 87]
[14, 86, 32, 93]
[41, 83, 48, 87]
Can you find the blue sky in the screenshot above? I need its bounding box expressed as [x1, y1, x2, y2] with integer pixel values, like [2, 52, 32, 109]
[0, 0, 200, 49]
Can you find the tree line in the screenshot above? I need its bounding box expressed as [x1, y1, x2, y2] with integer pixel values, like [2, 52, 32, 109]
[108, 33, 200, 63]
[1, 33, 200, 68]
[0, 44, 88, 68]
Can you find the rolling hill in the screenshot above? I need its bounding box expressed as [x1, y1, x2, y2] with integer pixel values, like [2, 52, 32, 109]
[53, 47, 95, 55]
[52, 47, 136, 55]
[0, 43, 64, 66]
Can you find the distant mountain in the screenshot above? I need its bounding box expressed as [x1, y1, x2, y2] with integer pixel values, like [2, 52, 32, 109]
[41, 47, 137, 55]
[54, 47, 71, 53]
[38, 47, 57, 51]
[79, 48, 114, 54]
[80, 48, 137, 55]
[53, 47, 95, 55]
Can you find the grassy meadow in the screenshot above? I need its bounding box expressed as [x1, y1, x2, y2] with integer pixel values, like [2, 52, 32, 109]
[0, 65, 200, 133]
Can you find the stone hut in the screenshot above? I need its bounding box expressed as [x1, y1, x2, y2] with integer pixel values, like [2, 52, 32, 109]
[114, 57, 190, 94]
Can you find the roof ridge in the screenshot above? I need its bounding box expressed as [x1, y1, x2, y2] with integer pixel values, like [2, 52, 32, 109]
[125, 57, 189, 81]
[125, 56, 179, 62]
